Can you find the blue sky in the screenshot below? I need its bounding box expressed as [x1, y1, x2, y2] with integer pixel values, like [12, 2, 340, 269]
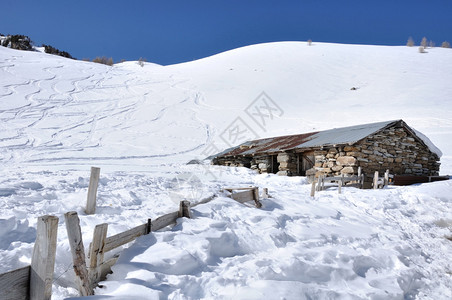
[1, 0, 451, 65]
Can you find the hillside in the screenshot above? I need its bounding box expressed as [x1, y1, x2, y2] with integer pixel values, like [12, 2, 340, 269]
[1, 42, 451, 173]
[1, 42, 451, 299]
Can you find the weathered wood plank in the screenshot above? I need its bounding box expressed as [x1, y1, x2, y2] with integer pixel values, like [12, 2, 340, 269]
[252, 187, 262, 208]
[191, 194, 216, 207]
[85, 167, 100, 215]
[322, 175, 360, 182]
[88, 223, 108, 290]
[178, 200, 192, 218]
[64, 211, 92, 296]
[98, 255, 119, 282]
[223, 187, 255, 191]
[30, 215, 59, 300]
[384, 169, 389, 187]
[151, 211, 179, 232]
[373, 171, 379, 189]
[103, 223, 147, 253]
[0, 266, 30, 300]
[310, 181, 316, 197]
[231, 189, 254, 203]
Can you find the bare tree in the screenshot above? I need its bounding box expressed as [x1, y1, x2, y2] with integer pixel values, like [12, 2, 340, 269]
[441, 41, 450, 48]
[307, 39, 312, 46]
[421, 37, 428, 48]
[137, 57, 146, 67]
[406, 37, 414, 47]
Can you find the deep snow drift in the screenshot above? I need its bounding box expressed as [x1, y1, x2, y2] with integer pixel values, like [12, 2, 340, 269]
[0, 42, 451, 299]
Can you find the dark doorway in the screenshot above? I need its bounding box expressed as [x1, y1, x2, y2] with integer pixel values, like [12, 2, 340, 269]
[298, 152, 315, 176]
[271, 155, 279, 174]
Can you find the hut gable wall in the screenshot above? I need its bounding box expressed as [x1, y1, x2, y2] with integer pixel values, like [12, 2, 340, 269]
[308, 124, 440, 178]
[356, 124, 439, 176]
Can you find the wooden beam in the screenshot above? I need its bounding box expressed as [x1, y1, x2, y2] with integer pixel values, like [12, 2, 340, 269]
[64, 212, 92, 296]
[231, 189, 254, 203]
[103, 223, 147, 253]
[384, 169, 389, 187]
[310, 180, 316, 197]
[191, 194, 216, 207]
[0, 266, 30, 300]
[152, 211, 179, 232]
[338, 175, 343, 194]
[88, 223, 108, 290]
[252, 187, 262, 208]
[98, 255, 119, 282]
[179, 201, 192, 218]
[85, 167, 101, 215]
[223, 187, 255, 192]
[373, 171, 379, 189]
[30, 215, 58, 300]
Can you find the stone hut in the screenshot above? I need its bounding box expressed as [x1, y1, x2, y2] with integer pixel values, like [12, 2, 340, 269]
[212, 120, 441, 181]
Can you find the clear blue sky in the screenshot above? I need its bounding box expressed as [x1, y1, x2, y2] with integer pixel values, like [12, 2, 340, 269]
[1, 0, 451, 65]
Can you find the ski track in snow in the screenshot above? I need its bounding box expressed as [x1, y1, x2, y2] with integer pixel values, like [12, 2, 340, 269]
[0, 51, 212, 169]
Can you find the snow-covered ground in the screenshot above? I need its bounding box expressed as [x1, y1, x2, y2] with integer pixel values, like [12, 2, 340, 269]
[1, 42, 451, 299]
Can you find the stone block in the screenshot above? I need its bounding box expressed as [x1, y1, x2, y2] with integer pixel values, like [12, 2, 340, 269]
[341, 167, 356, 174]
[336, 156, 357, 166]
[344, 145, 360, 152]
[277, 153, 291, 163]
[332, 165, 343, 172]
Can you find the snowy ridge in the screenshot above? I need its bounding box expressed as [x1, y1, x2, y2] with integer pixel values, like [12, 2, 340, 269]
[0, 42, 452, 299]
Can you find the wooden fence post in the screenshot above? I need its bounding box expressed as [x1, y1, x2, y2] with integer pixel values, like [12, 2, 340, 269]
[310, 180, 316, 197]
[384, 169, 389, 187]
[64, 212, 92, 296]
[88, 223, 108, 290]
[252, 187, 262, 208]
[179, 201, 192, 218]
[262, 188, 269, 199]
[30, 215, 59, 300]
[338, 174, 343, 194]
[86, 167, 101, 215]
[373, 171, 379, 189]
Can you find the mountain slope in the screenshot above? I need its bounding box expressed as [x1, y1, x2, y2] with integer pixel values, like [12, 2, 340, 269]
[1, 41, 451, 173]
[1, 42, 452, 299]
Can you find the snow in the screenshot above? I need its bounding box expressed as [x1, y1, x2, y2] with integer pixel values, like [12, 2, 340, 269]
[1, 41, 452, 299]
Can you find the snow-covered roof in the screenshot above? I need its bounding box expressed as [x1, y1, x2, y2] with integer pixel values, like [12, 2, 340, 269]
[216, 120, 442, 157]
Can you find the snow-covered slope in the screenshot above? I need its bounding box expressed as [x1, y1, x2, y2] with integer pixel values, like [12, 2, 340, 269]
[1, 42, 452, 299]
[1, 42, 452, 173]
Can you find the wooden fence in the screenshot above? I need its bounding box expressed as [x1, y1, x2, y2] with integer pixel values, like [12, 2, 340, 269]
[2, 166, 268, 298]
[222, 187, 263, 208]
[0, 215, 58, 300]
[314, 174, 365, 195]
[64, 200, 202, 296]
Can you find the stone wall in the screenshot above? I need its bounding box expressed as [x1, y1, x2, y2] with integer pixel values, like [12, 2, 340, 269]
[276, 153, 297, 176]
[250, 156, 273, 173]
[212, 156, 251, 168]
[213, 125, 440, 179]
[307, 125, 440, 179]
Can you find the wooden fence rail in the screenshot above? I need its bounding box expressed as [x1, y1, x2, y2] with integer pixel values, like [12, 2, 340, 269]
[0, 215, 58, 300]
[65, 199, 204, 296]
[222, 187, 263, 208]
[315, 174, 365, 193]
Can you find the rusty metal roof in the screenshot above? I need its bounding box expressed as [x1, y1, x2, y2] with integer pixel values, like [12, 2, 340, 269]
[216, 120, 401, 157]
